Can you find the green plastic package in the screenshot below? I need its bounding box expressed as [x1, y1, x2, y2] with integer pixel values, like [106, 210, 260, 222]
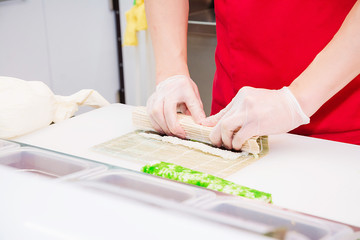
[142, 162, 272, 203]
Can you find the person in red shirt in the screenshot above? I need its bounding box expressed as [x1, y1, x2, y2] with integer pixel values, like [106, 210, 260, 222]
[144, 0, 360, 148]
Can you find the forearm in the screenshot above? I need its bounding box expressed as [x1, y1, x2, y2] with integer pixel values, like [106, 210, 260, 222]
[144, 0, 190, 83]
[289, 1, 360, 117]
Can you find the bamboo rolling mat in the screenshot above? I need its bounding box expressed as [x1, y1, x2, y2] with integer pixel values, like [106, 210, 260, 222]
[132, 106, 260, 155]
[92, 131, 268, 178]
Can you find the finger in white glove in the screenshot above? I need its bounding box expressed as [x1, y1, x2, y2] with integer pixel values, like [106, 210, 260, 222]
[146, 75, 206, 138]
[202, 86, 310, 150]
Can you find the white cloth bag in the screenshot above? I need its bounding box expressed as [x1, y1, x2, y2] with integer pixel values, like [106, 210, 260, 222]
[0, 76, 110, 139]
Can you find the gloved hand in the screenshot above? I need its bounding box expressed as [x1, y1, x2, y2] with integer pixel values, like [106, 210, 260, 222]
[146, 75, 206, 138]
[201, 86, 310, 150]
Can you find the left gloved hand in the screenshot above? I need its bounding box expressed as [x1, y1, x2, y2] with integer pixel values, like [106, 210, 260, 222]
[201, 86, 310, 150]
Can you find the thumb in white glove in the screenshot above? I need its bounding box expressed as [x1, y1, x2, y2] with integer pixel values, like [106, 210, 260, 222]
[201, 86, 310, 150]
[146, 75, 206, 138]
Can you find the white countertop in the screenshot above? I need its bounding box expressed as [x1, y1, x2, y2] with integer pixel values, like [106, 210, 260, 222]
[15, 103, 360, 228]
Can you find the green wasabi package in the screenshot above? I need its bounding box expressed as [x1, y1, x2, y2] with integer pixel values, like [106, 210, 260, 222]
[142, 162, 272, 203]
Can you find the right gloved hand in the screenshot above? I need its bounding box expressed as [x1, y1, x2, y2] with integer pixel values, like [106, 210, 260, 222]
[146, 75, 206, 138]
[201, 86, 310, 150]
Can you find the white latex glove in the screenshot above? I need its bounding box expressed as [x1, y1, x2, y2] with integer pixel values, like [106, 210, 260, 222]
[202, 86, 310, 150]
[146, 75, 206, 138]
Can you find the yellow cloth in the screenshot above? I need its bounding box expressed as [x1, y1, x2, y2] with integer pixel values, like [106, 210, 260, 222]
[124, 0, 148, 46]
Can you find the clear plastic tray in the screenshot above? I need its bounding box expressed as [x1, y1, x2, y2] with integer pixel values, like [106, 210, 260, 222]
[0, 147, 107, 180]
[80, 170, 215, 206]
[0, 139, 20, 152]
[200, 197, 353, 240]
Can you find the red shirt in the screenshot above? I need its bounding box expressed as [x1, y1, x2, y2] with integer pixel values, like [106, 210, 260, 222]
[212, 0, 360, 145]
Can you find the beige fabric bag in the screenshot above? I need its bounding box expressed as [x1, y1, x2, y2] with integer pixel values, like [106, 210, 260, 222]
[0, 76, 110, 139]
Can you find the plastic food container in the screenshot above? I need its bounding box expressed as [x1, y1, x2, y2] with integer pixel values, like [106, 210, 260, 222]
[80, 170, 215, 206]
[0, 147, 107, 180]
[0, 139, 20, 152]
[200, 197, 353, 240]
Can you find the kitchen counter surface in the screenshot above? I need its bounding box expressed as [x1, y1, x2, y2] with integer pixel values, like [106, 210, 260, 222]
[15, 103, 360, 228]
